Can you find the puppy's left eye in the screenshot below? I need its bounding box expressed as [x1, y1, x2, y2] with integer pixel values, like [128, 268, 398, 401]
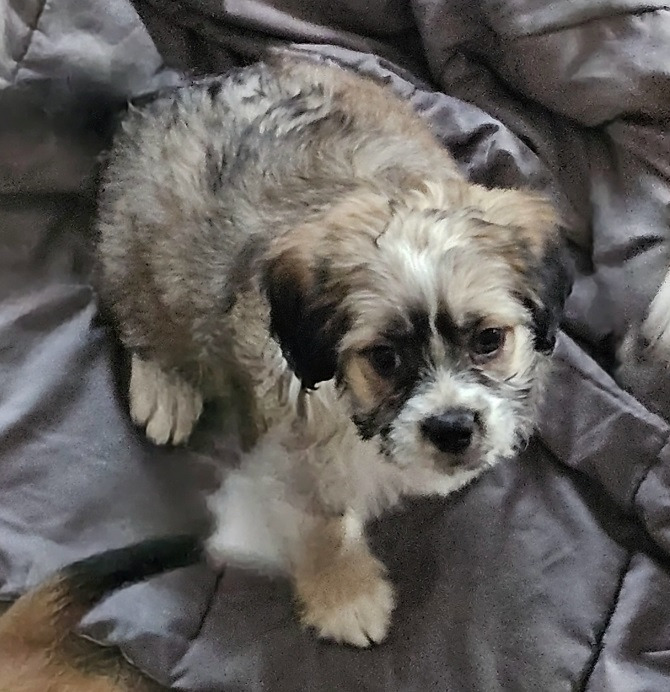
[367, 346, 401, 377]
[471, 327, 505, 360]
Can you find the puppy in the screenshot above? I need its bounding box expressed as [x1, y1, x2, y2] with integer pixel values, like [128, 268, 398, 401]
[97, 55, 571, 646]
[0, 535, 200, 691]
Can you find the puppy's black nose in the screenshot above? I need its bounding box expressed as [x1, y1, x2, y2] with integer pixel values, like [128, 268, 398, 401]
[422, 409, 476, 454]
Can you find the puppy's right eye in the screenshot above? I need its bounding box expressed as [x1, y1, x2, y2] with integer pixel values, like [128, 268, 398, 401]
[470, 327, 505, 361]
[366, 346, 401, 377]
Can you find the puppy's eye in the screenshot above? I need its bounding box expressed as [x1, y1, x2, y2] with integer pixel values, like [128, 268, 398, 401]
[367, 346, 401, 377]
[471, 327, 505, 360]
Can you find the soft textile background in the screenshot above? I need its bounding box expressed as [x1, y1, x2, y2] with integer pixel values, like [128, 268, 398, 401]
[1, 1, 670, 689]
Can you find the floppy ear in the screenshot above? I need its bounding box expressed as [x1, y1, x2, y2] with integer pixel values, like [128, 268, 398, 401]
[525, 240, 573, 353]
[463, 185, 573, 353]
[261, 188, 392, 389]
[262, 250, 344, 390]
[492, 190, 573, 354]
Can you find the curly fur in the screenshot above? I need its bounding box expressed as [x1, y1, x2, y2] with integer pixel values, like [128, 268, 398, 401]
[97, 55, 570, 646]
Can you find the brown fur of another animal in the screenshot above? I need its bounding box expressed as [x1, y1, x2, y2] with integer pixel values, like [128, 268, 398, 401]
[0, 536, 200, 692]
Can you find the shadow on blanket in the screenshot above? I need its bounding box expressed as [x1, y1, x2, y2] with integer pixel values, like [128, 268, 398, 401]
[0, 536, 201, 691]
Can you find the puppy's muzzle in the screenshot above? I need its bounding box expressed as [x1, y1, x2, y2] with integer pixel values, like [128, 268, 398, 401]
[421, 409, 476, 457]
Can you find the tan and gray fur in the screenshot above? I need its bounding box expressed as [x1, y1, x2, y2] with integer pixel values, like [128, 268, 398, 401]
[97, 55, 571, 647]
[0, 535, 200, 691]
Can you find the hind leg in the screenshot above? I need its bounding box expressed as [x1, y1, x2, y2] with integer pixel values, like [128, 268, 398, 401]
[129, 354, 203, 445]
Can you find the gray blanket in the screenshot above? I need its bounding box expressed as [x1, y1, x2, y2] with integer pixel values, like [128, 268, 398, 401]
[2, 1, 670, 689]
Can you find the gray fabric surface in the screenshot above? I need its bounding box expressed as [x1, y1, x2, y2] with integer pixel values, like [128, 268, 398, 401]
[1, 0, 670, 689]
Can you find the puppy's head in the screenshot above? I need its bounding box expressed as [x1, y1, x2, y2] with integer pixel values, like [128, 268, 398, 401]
[263, 181, 570, 473]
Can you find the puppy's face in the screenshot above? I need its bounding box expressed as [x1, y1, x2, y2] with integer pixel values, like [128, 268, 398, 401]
[264, 182, 570, 474]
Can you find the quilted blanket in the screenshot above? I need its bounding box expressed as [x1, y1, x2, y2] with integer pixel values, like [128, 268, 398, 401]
[2, 1, 670, 689]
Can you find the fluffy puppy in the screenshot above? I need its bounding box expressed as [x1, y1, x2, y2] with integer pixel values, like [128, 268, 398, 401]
[97, 55, 571, 646]
[0, 535, 200, 691]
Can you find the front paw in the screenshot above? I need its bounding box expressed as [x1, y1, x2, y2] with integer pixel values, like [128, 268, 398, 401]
[296, 551, 395, 648]
[129, 355, 203, 445]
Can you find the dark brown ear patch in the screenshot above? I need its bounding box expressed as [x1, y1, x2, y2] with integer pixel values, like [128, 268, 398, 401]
[263, 256, 346, 389]
[459, 184, 570, 354]
[524, 241, 573, 353]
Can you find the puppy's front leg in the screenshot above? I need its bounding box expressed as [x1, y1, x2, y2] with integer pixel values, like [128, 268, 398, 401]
[293, 511, 395, 647]
[129, 354, 203, 445]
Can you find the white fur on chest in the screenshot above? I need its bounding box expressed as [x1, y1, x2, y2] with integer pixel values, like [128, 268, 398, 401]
[206, 341, 482, 574]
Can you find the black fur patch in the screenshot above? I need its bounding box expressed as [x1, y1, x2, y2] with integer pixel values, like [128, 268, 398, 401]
[350, 309, 432, 440]
[526, 241, 573, 353]
[435, 310, 460, 344]
[353, 411, 382, 441]
[381, 309, 431, 351]
[264, 262, 348, 389]
[64, 535, 201, 610]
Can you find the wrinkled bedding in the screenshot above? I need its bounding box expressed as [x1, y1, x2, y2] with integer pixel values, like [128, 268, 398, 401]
[2, 0, 670, 689]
